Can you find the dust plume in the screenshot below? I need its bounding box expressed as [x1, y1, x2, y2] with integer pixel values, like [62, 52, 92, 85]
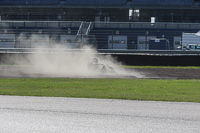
[0, 34, 144, 78]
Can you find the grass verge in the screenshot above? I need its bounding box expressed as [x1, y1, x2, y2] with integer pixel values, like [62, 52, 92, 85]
[0, 78, 200, 103]
[122, 65, 200, 69]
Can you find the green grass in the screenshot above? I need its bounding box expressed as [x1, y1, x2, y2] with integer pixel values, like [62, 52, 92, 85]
[122, 65, 200, 69]
[0, 78, 200, 103]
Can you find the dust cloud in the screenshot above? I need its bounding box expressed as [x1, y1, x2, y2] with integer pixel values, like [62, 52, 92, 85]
[0, 34, 144, 78]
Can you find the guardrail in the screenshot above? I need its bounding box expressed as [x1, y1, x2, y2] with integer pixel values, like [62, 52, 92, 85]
[0, 21, 82, 28]
[0, 21, 200, 30]
[94, 22, 200, 29]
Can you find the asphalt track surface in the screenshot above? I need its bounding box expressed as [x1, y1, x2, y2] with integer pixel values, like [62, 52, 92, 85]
[0, 96, 200, 133]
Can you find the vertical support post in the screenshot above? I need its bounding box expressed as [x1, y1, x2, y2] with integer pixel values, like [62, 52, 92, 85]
[28, 12, 30, 21]
[112, 31, 114, 49]
[145, 31, 149, 50]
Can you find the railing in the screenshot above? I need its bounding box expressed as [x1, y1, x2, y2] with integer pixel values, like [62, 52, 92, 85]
[0, 21, 82, 28]
[77, 22, 92, 35]
[94, 22, 200, 30]
[1, 21, 200, 30]
[0, 29, 78, 35]
[86, 22, 93, 35]
[77, 21, 84, 35]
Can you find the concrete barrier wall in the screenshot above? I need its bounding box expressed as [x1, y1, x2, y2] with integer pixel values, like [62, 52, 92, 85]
[112, 54, 200, 66]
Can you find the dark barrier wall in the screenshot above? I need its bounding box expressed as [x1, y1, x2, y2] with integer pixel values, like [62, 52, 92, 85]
[0, 53, 200, 66]
[112, 55, 200, 66]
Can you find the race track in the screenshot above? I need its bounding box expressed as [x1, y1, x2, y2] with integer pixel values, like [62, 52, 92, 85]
[0, 96, 200, 133]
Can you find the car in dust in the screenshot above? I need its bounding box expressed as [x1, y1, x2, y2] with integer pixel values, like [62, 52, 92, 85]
[88, 58, 116, 74]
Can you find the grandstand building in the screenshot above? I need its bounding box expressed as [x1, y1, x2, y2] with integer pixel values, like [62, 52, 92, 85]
[0, 0, 200, 22]
[0, 0, 200, 50]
